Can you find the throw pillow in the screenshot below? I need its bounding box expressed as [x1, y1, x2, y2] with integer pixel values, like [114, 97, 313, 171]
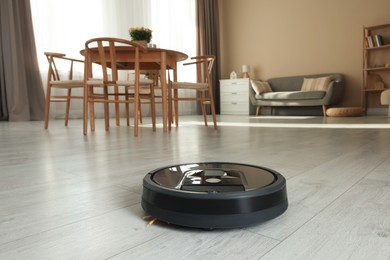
[301, 76, 332, 91]
[251, 79, 273, 95]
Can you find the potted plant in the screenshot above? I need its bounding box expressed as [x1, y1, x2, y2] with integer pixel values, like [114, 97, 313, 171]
[128, 27, 152, 43]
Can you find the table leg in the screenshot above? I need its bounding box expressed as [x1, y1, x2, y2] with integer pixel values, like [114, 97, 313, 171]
[83, 83, 88, 135]
[160, 52, 168, 132]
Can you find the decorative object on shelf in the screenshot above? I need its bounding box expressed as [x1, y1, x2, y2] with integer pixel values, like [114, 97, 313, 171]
[365, 34, 385, 48]
[380, 89, 390, 117]
[128, 27, 152, 43]
[367, 74, 385, 89]
[242, 64, 250, 78]
[230, 71, 237, 79]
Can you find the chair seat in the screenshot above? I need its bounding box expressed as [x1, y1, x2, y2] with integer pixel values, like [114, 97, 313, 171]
[50, 80, 84, 87]
[87, 78, 153, 86]
[172, 82, 208, 89]
[86, 79, 155, 95]
[117, 79, 154, 86]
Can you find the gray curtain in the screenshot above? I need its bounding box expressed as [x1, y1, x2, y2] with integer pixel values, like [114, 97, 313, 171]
[0, 0, 45, 121]
[196, 0, 221, 114]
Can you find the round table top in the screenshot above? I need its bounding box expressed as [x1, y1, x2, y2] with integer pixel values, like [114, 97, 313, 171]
[80, 45, 188, 62]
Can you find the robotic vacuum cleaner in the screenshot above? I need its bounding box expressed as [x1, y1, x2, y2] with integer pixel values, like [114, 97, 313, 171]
[142, 162, 288, 229]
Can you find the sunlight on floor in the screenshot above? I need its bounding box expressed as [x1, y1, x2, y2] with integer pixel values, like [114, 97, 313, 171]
[182, 121, 390, 129]
[130, 115, 390, 130]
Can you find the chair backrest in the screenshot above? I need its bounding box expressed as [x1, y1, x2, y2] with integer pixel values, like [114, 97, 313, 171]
[84, 37, 147, 84]
[184, 55, 215, 85]
[44, 52, 83, 81]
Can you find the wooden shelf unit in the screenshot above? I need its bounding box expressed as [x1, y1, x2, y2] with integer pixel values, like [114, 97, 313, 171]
[362, 23, 390, 113]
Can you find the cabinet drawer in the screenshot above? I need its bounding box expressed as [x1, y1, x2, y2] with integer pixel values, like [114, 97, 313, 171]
[220, 84, 248, 94]
[221, 102, 248, 115]
[220, 92, 248, 102]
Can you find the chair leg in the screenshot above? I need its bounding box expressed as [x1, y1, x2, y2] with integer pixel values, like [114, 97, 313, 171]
[167, 81, 173, 131]
[270, 107, 273, 115]
[89, 87, 96, 132]
[322, 105, 327, 117]
[104, 87, 110, 131]
[138, 102, 143, 124]
[256, 106, 261, 116]
[83, 85, 88, 135]
[199, 92, 208, 127]
[44, 86, 51, 129]
[125, 88, 130, 126]
[201, 102, 207, 126]
[150, 88, 156, 131]
[133, 88, 139, 137]
[89, 100, 95, 131]
[209, 97, 217, 129]
[387, 105, 390, 117]
[174, 88, 179, 127]
[65, 89, 71, 126]
[114, 85, 120, 126]
[206, 86, 217, 129]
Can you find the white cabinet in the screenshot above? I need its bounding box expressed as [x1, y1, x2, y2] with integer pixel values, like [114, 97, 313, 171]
[220, 78, 251, 115]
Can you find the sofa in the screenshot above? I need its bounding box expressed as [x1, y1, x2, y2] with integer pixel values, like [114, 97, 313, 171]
[249, 73, 344, 116]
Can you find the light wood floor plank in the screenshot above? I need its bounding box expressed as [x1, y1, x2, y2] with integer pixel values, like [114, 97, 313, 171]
[0, 115, 389, 259]
[111, 227, 279, 260]
[260, 178, 390, 260]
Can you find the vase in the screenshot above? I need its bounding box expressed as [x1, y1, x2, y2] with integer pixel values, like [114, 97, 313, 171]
[130, 40, 148, 48]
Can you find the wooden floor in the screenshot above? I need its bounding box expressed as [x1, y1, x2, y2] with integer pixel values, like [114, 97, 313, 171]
[1, 115, 390, 259]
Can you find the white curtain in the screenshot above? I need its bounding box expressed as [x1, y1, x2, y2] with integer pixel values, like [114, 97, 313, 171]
[30, 0, 196, 119]
[151, 0, 197, 115]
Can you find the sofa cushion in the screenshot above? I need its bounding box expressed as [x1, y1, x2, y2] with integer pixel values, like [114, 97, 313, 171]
[251, 79, 272, 95]
[256, 91, 326, 100]
[301, 76, 332, 91]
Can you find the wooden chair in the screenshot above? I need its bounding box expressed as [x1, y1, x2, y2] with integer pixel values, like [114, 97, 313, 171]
[44, 52, 84, 129]
[83, 37, 154, 136]
[170, 55, 217, 129]
[125, 71, 158, 130]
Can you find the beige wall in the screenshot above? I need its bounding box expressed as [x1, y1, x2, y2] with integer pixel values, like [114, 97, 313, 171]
[218, 0, 390, 107]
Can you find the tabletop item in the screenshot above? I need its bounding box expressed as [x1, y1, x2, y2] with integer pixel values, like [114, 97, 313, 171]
[128, 27, 152, 43]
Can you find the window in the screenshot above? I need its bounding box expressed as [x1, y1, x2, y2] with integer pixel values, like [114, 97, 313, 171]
[31, 0, 196, 118]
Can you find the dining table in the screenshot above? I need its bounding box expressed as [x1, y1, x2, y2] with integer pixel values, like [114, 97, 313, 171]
[80, 45, 188, 135]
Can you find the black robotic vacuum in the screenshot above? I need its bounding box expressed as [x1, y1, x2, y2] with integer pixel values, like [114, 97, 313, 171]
[142, 162, 288, 229]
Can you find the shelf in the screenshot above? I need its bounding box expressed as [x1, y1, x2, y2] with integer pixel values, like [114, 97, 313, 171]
[364, 23, 390, 30]
[364, 67, 390, 71]
[364, 44, 390, 51]
[362, 88, 386, 92]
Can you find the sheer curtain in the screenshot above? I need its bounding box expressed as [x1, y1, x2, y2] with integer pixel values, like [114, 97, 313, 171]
[150, 0, 197, 115]
[30, 0, 196, 119]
